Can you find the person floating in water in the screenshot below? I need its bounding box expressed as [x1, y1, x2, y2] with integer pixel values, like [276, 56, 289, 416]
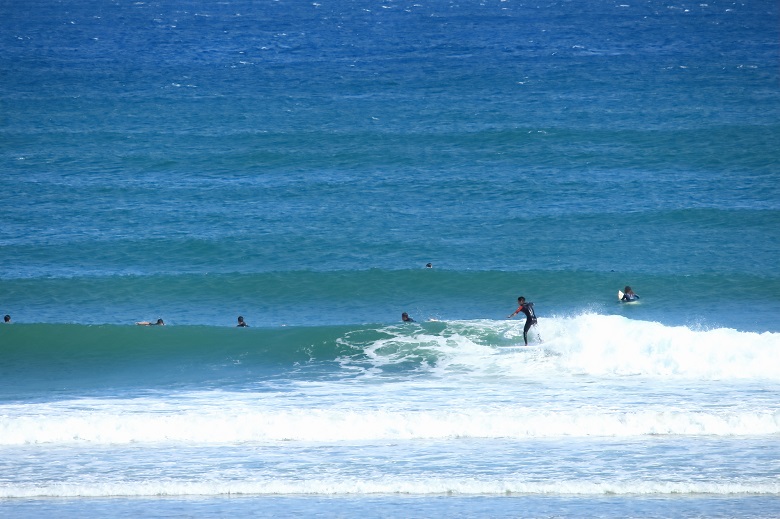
[401, 312, 415, 322]
[425, 263, 432, 268]
[507, 296, 538, 345]
[237, 316, 249, 327]
[621, 286, 640, 301]
[136, 318, 165, 326]
[3, 315, 10, 323]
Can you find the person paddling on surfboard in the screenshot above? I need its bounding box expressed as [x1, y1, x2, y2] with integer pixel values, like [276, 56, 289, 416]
[620, 286, 639, 302]
[136, 318, 165, 326]
[507, 296, 538, 345]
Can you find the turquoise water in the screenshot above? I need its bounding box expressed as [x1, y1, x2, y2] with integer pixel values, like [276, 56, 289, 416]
[1, 0, 779, 516]
[2, 269, 780, 330]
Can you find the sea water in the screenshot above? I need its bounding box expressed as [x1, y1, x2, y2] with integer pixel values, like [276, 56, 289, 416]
[1, 0, 779, 517]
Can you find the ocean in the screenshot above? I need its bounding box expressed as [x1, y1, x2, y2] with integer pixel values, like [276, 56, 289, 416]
[1, 0, 779, 517]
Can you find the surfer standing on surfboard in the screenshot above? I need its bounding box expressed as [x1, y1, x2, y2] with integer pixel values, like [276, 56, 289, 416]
[507, 296, 538, 345]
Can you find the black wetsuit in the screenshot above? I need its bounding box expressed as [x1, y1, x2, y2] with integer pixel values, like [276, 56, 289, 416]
[516, 303, 536, 345]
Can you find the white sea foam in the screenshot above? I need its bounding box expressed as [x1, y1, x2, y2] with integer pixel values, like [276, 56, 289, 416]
[1, 401, 778, 445]
[1, 477, 778, 498]
[376, 315, 780, 380]
[542, 314, 780, 379]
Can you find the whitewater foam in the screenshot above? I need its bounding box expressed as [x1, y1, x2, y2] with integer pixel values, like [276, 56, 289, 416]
[2, 477, 778, 498]
[372, 315, 780, 380]
[2, 400, 778, 445]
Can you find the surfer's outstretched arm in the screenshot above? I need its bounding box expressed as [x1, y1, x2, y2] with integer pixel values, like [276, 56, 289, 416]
[507, 296, 528, 319]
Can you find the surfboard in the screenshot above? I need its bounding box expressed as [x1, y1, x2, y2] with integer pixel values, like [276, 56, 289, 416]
[496, 345, 541, 354]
